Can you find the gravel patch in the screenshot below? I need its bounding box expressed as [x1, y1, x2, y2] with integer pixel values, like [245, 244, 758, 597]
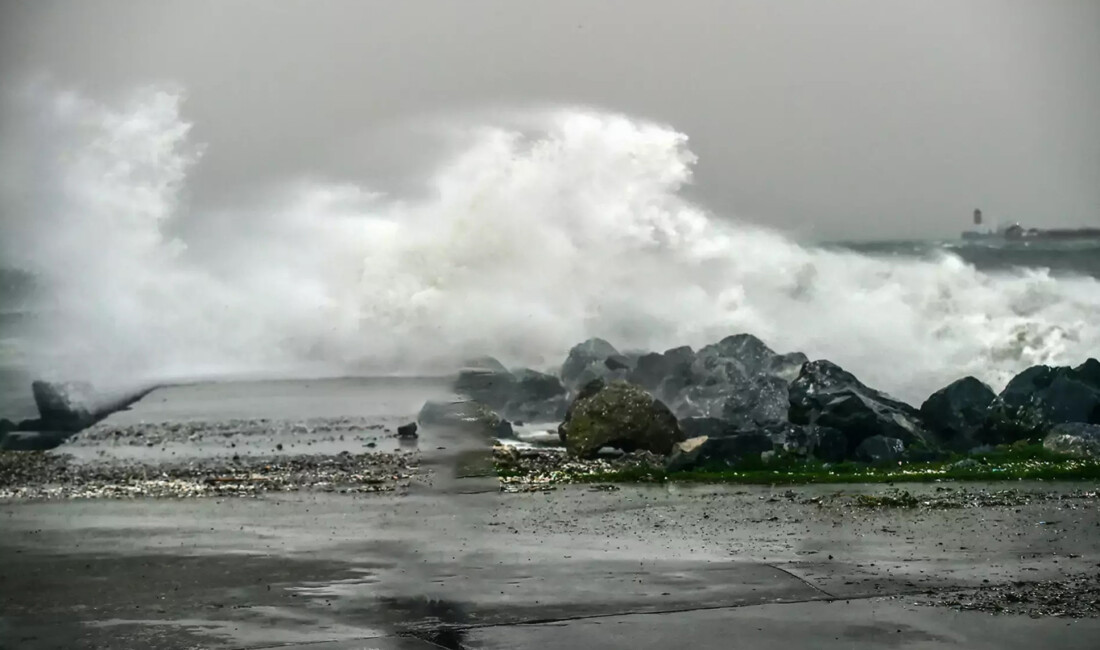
[920, 572, 1100, 618]
[0, 449, 420, 499]
[71, 416, 389, 446]
[841, 486, 1100, 509]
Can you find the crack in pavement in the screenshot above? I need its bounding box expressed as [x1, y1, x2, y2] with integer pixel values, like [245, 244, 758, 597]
[764, 562, 836, 599]
[255, 591, 911, 650]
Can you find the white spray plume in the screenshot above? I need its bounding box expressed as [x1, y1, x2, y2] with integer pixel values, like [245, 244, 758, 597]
[1, 83, 1097, 402]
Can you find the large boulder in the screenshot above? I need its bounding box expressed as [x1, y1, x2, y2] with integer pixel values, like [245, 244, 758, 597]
[720, 374, 790, 428]
[628, 346, 695, 394]
[559, 380, 683, 458]
[32, 380, 96, 432]
[691, 334, 778, 383]
[561, 338, 622, 391]
[764, 352, 810, 383]
[665, 432, 774, 472]
[919, 376, 997, 452]
[808, 426, 848, 463]
[985, 359, 1100, 443]
[658, 335, 805, 426]
[855, 435, 905, 463]
[453, 369, 516, 411]
[667, 384, 733, 420]
[648, 347, 697, 401]
[503, 369, 569, 423]
[20, 381, 159, 436]
[1043, 422, 1100, 458]
[417, 400, 514, 438]
[788, 360, 932, 455]
[673, 420, 845, 463]
[1001, 359, 1100, 424]
[752, 422, 846, 462]
[665, 374, 789, 427]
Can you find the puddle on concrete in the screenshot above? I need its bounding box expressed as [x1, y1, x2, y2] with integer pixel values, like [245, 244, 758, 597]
[88, 608, 386, 648]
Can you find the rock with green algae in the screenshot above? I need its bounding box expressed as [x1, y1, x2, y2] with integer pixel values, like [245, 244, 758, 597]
[560, 380, 683, 458]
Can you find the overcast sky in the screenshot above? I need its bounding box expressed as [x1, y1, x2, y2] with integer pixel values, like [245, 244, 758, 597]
[2, 0, 1097, 240]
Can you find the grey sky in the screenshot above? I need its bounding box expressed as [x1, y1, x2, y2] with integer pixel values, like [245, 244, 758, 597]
[2, 0, 1098, 240]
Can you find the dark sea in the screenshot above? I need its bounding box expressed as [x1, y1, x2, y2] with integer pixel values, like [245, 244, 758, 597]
[836, 239, 1100, 280]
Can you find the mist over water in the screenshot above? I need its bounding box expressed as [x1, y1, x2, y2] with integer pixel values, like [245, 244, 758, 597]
[1, 84, 1098, 403]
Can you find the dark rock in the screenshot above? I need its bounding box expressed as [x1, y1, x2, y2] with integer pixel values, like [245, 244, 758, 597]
[417, 400, 514, 439]
[604, 354, 632, 371]
[504, 369, 569, 423]
[572, 364, 630, 393]
[561, 338, 620, 390]
[666, 372, 789, 427]
[668, 384, 732, 419]
[628, 352, 667, 391]
[679, 417, 739, 439]
[662, 345, 696, 368]
[1043, 422, 1100, 458]
[0, 430, 70, 451]
[903, 447, 950, 463]
[453, 369, 516, 411]
[461, 356, 509, 374]
[560, 380, 683, 458]
[788, 360, 932, 454]
[397, 422, 419, 439]
[721, 374, 790, 428]
[0, 418, 13, 436]
[985, 359, 1100, 443]
[920, 376, 997, 452]
[855, 435, 905, 463]
[657, 336, 805, 425]
[1000, 359, 1100, 423]
[764, 352, 810, 383]
[22, 381, 159, 435]
[711, 421, 844, 463]
[511, 369, 567, 402]
[33, 380, 96, 431]
[689, 333, 777, 385]
[690, 332, 778, 378]
[808, 426, 848, 463]
[665, 432, 774, 472]
[627, 346, 695, 395]
[751, 422, 818, 458]
[15, 418, 43, 431]
[508, 395, 568, 425]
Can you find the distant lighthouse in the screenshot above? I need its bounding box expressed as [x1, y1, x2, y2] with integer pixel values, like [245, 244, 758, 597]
[973, 208, 982, 226]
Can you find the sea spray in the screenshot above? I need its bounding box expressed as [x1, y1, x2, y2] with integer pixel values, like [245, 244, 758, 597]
[1, 83, 1097, 403]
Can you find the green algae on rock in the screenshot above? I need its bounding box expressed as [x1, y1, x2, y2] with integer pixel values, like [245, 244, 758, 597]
[496, 441, 1100, 489]
[560, 380, 683, 458]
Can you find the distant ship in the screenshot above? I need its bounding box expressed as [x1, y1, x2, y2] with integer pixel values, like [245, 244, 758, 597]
[961, 209, 1100, 242]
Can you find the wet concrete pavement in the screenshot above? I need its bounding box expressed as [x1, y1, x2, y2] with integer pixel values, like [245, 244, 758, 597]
[4, 481, 1099, 649]
[2, 380, 1099, 648]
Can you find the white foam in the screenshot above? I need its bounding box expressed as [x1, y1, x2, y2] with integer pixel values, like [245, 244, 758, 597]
[2, 83, 1098, 403]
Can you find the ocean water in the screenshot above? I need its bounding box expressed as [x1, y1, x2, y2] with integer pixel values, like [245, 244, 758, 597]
[1, 83, 1098, 416]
